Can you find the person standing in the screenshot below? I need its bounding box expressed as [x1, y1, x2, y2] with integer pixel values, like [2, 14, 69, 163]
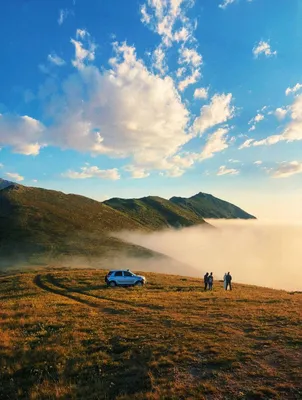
[225, 272, 232, 290]
[223, 273, 227, 290]
[204, 272, 209, 291]
[208, 272, 213, 291]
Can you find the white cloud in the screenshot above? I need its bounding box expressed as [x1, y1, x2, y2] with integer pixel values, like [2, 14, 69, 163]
[6, 172, 24, 182]
[249, 113, 264, 124]
[45, 41, 192, 175]
[194, 87, 208, 100]
[248, 113, 264, 131]
[63, 166, 120, 180]
[285, 83, 302, 96]
[272, 161, 302, 178]
[124, 165, 150, 179]
[178, 68, 200, 91]
[152, 46, 167, 75]
[239, 138, 254, 149]
[174, 27, 190, 42]
[179, 47, 202, 67]
[76, 29, 89, 39]
[254, 160, 262, 165]
[193, 93, 235, 135]
[71, 33, 96, 69]
[0, 163, 3, 168]
[217, 165, 239, 176]
[229, 159, 240, 163]
[274, 107, 288, 120]
[0, 114, 44, 155]
[58, 9, 70, 25]
[200, 127, 229, 160]
[253, 41, 277, 58]
[47, 53, 65, 66]
[248, 94, 302, 147]
[140, 0, 191, 47]
[219, 0, 235, 9]
[141, 4, 151, 24]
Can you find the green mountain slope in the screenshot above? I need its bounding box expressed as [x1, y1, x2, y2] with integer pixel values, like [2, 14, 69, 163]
[170, 192, 256, 219]
[103, 196, 207, 229]
[0, 184, 154, 263]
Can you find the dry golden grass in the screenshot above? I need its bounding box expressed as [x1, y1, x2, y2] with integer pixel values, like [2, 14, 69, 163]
[0, 268, 301, 399]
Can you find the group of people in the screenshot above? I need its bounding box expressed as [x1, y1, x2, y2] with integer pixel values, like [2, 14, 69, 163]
[203, 272, 232, 291]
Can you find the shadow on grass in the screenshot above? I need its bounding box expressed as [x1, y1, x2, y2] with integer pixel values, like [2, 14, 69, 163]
[44, 274, 165, 312]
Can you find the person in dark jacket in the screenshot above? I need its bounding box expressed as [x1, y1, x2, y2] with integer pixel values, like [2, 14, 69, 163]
[225, 272, 232, 290]
[204, 272, 209, 291]
[208, 272, 213, 291]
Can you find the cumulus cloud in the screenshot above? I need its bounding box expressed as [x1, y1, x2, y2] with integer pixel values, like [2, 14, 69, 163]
[193, 93, 235, 135]
[45, 41, 192, 175]
[71, 34, 96, 69]
[179, 47, 202, 67]
[254, 160, 263, 165]
[47, 53, 65, 66]
[285, 83, 302, 96]
[6, 172, 24, 182]
[178, 68, 200, 91]
[253, 41, 277, 58]
[62, 166, 120, 180]
[200, 127, 229, 160]
[124, 165, 150, 179]
[217, 165, 239, 176]
[194, 87, 208, 100]
[271, 161, 302, 178]
[274, 107, 288, 120]
[0, 114, 44, 155]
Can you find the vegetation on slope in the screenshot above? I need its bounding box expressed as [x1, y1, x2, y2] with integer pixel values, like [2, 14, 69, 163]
[0, 184, 154, 263]
[104, 196, 207, 230]
[170, 192, 256, 219]
[0, 268, 301, 399]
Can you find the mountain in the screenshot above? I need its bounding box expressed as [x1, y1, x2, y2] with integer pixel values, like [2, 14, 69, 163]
[0, 181, 255, 264]
[0, 178, 16, 190]
[170, 192, 256, 219]
[0, 183, 157, 264]
[103, 196, 207, 230]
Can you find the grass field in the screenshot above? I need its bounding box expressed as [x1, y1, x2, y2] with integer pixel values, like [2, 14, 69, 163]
[0, 268, 301, 399]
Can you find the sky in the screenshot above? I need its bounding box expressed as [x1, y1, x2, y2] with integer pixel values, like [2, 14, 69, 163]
[1, 0, 302, 221]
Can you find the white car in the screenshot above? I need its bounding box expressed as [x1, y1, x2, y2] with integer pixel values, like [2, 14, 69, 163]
[105, 269, 146, 287]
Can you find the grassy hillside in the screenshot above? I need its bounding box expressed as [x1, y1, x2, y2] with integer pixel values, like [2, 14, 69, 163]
[0, 184, 154, 264]
[104, 196, 207, 229]
[170, 192, 256, 219]
[0, 268, 301, 399]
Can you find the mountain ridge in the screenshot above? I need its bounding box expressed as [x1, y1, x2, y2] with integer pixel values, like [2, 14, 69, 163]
[0, 179, 255, 264]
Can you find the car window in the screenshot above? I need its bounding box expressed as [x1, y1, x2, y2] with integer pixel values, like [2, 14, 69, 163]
[124, 271, 133, 277]
[108, 271, 113, 276]
[114, 271, 123, 277]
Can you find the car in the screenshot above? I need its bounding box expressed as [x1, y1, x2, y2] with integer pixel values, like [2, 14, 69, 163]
[105, 269, 146, 287]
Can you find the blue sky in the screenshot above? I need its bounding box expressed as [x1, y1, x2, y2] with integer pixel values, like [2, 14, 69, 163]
[1, 0, 302, 221]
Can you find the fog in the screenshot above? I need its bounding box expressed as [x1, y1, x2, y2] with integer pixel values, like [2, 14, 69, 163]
[115, 220, 302, 292]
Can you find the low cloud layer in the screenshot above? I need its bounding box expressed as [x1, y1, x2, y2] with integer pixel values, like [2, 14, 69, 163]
[116, 220, 302, 291]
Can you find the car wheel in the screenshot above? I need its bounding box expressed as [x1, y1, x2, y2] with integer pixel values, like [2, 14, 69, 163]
[109, 281, 116, 287]
[135, 280, 143, 287]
